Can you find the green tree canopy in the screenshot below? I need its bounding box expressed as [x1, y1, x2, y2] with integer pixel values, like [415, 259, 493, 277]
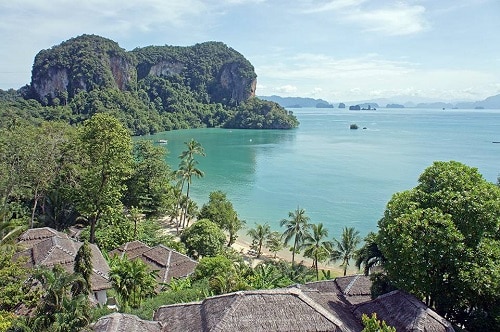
[73, 240, 93, 296]
[124, 140, 174, 217]
[76, 113, 133, 243]
[109, 256, 158, 309]
[180, 219, 226, 258]
[378, 161, 500, 331]
[199, 191, 243, 246]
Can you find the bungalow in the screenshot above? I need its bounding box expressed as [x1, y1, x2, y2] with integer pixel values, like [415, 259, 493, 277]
[92, 274, 455, 331]
[109, 240, 198, 287]
[16, 227, 111, 305]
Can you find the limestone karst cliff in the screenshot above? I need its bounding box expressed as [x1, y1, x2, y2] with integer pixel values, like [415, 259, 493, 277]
[30, 35, 256, 107]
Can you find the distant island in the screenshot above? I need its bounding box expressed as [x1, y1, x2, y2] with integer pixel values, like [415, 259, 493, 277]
[386, 103, 405, 108]
[340, 94, 500, 109]
[260, 95, 333, 108]
[349, 103, 377, 110]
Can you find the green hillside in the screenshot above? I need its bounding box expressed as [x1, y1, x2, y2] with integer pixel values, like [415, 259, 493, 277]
[1, 34, 298, 134]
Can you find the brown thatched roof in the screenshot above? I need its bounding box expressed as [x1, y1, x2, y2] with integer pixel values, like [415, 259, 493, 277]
[18, 227, 69, 247]
[110, 241, 197, 285]
[15, 228, 111, 291]
[92, 313, 164, 332]
[109, 240, 152, 259]
[154, 288, 360, 332]
[301, 275, 372, 305]
[353, 290, 455, 332]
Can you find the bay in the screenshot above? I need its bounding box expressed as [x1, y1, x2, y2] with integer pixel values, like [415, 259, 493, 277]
[145, 108, 500, 239]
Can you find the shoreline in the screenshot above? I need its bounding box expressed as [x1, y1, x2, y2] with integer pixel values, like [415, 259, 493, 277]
[161, 217, 358, 277]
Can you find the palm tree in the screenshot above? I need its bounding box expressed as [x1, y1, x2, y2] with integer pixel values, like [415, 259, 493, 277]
[280, 207, 310, 266]
[177, 158, 204, 228]
[30, 265, 90, 331]
[109, 256, 158, 309]
[355, 231, 385, 276]
[331, 226, 361, 276]
[266, 231, 284, 258]
[180, 138, 206, 161]
[302, 223, 333, 280]
[251, 263, 291, 289]
[175, 139, 205, 230]
[247, 223, 271, 258]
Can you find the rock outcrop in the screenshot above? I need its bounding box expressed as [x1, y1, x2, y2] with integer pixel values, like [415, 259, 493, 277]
[29, 35, 257, 107]
[31, 35, 136, 104]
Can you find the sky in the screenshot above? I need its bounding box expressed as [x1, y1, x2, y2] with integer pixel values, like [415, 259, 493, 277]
[0, 0, 499, 103]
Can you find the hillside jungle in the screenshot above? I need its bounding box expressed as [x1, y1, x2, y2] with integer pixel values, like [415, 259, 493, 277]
[1, 34, 298, 134]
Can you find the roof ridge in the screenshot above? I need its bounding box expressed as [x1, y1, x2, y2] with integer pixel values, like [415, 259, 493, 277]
[163, 250, 172, 283]
[39, 237, 58, 264]
[411, 307, 426, 331]
[157, 244, 198, 263]
[210, 292, 245, 332]
[343, 275, 361, 295]
[294, 288, 346, 329]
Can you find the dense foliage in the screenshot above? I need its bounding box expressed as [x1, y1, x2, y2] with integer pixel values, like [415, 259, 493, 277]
[0, 34, 298, 134]
[378, 161, 500, 331]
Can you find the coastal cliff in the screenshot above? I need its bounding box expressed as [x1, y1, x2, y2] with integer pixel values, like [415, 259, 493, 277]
[30, 35, 256, 107]
[14, 34, 296, 134]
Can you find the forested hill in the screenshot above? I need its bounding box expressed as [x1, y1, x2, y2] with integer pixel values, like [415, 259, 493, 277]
[2, 34, 298, 134]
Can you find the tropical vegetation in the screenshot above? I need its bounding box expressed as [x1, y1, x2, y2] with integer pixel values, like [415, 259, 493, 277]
[0, 34, 299, 135]
[0, 93, 498, 331]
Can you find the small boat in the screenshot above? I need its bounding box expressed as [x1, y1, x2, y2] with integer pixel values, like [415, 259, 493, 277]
[157, 139, 168, 144]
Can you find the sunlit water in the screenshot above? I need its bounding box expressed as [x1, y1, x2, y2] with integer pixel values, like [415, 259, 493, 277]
[144, 108, 500, 239]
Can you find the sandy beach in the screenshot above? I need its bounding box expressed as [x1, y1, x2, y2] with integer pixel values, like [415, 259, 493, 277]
[161, 217, 357, 277]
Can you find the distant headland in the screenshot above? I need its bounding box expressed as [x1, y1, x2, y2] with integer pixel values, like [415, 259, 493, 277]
[259, 94, 500, 109]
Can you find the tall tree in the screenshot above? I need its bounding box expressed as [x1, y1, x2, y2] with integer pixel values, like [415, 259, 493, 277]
[76, 113, 133, 243]
[177, 158, 204, 228]
[199, 191, 244, 246]
[73, 240, 93, 296]
[302, 223, 333, 280]
[331, 227, 361, 276]
[247, 223, 271, 258]
[176, 139, 205, 229]
[378, 161, 500, 331]
[280, 207, 310, 266]
[25, 122, 73, 229]
[180, 138, 206, 161]
[124, 140, 174, 217]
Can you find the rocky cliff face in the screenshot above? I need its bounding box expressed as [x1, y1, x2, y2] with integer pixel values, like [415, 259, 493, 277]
[30, 36, 257, 106]
[30, 35, 136, 104]
[219, 62, 256, 104]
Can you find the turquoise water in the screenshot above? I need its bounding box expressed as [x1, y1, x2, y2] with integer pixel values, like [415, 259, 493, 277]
[146, 108, 500, 239]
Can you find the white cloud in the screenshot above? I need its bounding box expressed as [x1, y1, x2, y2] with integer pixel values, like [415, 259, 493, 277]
[274, 85, 299, 94]
[346, 3, 429, 36]
[302, 0, 367, 13]
[300, 1, 429, 36]
[254, 52, 499, 102]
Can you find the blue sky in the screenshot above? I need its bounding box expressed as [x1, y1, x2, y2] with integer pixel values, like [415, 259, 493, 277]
[0, 0, 499, 103]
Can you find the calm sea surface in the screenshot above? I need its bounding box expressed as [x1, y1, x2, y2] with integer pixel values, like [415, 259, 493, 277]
[144, 108, 500, 239]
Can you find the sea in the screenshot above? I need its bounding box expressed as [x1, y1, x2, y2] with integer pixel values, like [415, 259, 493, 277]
[144, 107, 500, 240]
